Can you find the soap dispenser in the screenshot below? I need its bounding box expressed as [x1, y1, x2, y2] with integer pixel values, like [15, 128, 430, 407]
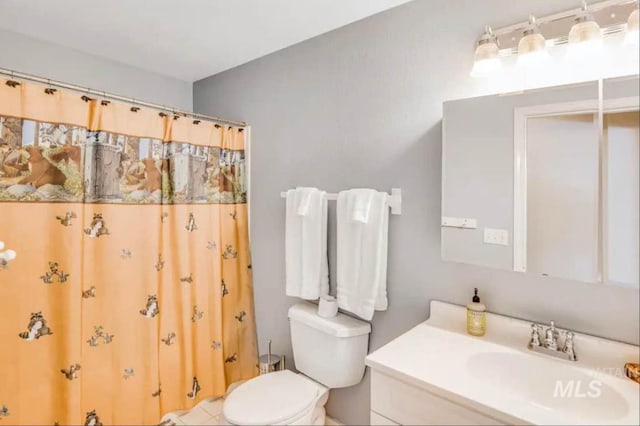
[466, 288, 486, 336]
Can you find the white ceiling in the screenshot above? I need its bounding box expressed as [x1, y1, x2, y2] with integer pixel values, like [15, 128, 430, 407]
[0, 0, 411, 82]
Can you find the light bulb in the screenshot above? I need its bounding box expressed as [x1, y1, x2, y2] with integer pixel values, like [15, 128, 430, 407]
[568, 3, 602, 51]
[565, 2, 604, 65]
[471, 26, 502, 77]
[517, 16, 550, 68]
[624, 8, 639, 46]
[569, 21, 602, 45]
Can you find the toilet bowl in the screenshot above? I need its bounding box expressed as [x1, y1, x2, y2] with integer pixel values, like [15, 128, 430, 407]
[221, 302, 371, 425]
[223, 370, 328, 425]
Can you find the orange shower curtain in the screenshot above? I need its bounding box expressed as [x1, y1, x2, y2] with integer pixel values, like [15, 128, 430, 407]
[0, 79, 257, 425]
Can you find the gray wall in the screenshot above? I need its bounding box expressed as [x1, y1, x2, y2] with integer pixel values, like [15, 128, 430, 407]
[0, 29, 192, 110]
[193, 1, 640, 424]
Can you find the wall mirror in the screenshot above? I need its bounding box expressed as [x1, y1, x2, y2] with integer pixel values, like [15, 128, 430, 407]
[442, 76, 639, 289]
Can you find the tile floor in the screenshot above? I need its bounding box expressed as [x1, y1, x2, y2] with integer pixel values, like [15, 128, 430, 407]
[160, 397, 225, 425]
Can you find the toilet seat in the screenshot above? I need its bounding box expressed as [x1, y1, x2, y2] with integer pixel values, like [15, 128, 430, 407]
[223, 370, 323, 425]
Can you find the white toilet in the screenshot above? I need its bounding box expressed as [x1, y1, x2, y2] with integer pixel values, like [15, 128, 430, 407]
[222, 302, 371, 425]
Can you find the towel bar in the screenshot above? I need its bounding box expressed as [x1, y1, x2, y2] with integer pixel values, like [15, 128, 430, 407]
[280, 188, 402, 215]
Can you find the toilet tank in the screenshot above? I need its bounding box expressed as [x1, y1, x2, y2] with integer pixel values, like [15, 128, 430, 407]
[288, 302, 371, 388]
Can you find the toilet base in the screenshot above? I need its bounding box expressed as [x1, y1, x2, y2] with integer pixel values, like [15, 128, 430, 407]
[223, 405, 325, 425]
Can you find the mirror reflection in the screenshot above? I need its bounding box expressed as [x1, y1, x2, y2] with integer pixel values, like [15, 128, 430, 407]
[442, 77, 639, 289]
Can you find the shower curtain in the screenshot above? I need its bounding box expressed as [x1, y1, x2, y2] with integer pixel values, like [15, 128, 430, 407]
[0, 79, 257, 425]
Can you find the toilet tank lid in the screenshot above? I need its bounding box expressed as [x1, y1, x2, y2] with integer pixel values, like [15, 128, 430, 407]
[288, 302, 371, 337]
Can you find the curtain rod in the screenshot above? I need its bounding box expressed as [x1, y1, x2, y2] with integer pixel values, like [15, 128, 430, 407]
[0, 67, 247, 128]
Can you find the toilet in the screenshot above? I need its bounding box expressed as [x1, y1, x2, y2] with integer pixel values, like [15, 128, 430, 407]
[222, 302, 371, 425]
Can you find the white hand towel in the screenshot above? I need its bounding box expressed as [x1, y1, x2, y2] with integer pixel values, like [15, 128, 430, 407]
[351, 189, 373, 223]
[296, 188, 314, 216]
[286, 187, 329, 300]
[336, 189, 389, 320]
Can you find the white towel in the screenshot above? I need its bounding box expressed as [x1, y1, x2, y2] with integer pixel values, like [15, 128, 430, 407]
[285, 187, 329, 300]
[351, 190, 373, 223]
[296, 188, 314, 216]
[336, 189, 389, 320]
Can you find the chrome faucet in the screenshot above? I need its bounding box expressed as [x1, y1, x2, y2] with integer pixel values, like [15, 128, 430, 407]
[528, 321, 577, 361]
[562, 331, 576, 361]
[544, 320, 559, 350]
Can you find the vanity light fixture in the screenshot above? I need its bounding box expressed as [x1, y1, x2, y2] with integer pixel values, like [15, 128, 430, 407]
[624, 5, 639, 46]
[470, 0, 638, 78]
[517, 16, 550, 68]
[470, 26, 501, 77]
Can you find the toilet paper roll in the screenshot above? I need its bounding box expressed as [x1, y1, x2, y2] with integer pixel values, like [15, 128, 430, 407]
[318, 295, 338, 318]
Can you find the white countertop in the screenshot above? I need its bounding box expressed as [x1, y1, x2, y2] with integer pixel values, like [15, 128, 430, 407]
[365, 301, 640, 425]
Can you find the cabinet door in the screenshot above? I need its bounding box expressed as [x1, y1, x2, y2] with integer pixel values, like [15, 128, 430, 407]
[371, 371, 504, 425]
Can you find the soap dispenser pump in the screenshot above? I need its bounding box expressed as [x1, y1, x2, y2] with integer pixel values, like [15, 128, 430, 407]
[466, 288, 486, 336]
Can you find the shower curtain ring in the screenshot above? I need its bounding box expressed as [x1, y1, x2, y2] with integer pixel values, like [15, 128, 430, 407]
[100, 91, 110, 106]
[5, 71, 20, 88]
[44, 79, 57, 95]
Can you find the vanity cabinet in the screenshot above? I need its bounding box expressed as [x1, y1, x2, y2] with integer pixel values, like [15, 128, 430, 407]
[366, 301, 640, 426]
[370, 371, 504, 425]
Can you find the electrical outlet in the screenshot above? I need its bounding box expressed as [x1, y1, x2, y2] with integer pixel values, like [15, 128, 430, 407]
[484, 228, 509, 246]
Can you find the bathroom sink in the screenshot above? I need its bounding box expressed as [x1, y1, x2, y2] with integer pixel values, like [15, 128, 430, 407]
[467, 352, 629, 422]
[366, 301, 640, 425]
